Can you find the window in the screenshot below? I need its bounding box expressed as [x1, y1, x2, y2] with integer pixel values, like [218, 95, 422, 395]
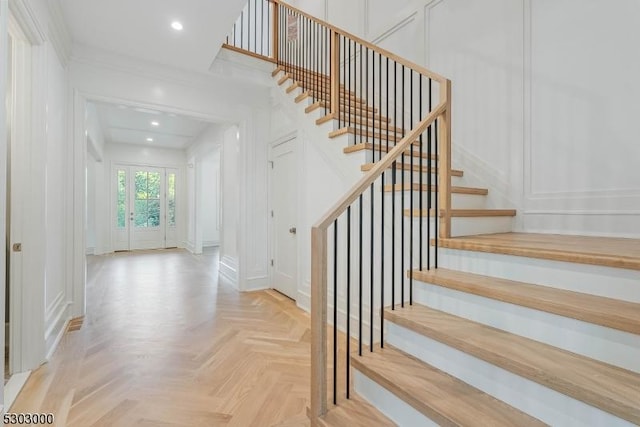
[167, 172, 176, 227]
[117, 170, 126, 228]
[134, 171, 161, 228]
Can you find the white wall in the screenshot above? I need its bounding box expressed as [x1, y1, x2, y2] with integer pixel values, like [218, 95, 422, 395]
[44, 41, 71, 357]
[185, 124, 224, 253]
[200, 150, 221, 247]
[86, 154, 96, 254]
[220, 125, 240, 287]
[289, 0, 640, 237]
[0, 0, 9, 408]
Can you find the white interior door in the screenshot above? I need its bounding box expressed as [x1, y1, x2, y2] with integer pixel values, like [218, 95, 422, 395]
[271, 137, 298, 300]
[113, 165, 177, 251]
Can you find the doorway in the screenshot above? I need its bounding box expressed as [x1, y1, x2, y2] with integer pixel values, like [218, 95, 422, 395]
[113, 165, 178, 251]
[270, 136, 298, 300]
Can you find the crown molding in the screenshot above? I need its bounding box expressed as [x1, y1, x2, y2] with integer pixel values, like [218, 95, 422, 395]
[9, 0, 46, 45]
[46, 0, 72, 65]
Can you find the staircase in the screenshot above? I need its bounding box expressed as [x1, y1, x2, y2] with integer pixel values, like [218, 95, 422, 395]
[223, 1, 640, 425]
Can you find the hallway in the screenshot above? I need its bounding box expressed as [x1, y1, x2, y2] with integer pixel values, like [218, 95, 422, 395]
[11, 250, 311, 426]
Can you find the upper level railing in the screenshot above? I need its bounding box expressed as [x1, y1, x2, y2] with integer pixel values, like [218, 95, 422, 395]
[225, 1, 452, 422]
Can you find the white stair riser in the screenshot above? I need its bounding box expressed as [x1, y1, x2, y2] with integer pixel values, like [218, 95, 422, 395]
[413, 282, 640, 373]
[353, 370, 438, 427]
[386, 322, 635, 427]
[439, 248, 640, 303]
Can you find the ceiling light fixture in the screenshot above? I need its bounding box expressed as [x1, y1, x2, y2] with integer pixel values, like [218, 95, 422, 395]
[146, 137, 154, 142]
[151, 121, 159, 127]
[171, 21, 183, 31]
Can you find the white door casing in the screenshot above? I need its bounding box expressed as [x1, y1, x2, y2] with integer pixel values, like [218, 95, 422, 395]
[270, 137, 298, 300]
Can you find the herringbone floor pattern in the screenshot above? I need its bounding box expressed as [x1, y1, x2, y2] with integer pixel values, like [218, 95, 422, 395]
[11, 249, 312, 426]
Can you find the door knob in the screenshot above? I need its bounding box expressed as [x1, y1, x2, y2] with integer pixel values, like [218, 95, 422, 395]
[289, 227, 297, 234]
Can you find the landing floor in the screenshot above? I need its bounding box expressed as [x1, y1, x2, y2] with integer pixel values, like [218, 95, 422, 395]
[439, 232, 640, 271]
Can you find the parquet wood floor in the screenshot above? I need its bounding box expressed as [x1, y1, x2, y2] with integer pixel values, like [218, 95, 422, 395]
[11, 249, 313, 427]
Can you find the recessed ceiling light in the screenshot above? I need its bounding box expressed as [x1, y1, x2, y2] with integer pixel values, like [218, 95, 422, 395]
[151, 121, 159, 127]
[146, 137, 154, 142]
[171, 21, 183, 31]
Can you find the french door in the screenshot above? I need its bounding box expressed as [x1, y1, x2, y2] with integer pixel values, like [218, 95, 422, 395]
[113, 165, 178, 251]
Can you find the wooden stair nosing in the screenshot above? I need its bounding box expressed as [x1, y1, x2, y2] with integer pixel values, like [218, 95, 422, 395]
[385, 304, 640, 425]
[436, 235, 640, 272]
[361, 162, 464, 177]
[383, 183, 488, 195]
[325, 117, 402, 133]
[271, 65, 284, 77]
[344, 143, 434, 159]
[352, 345, 546, 427]
[330, 127, 404, 141]
[404, 208, 516, 218]
[286, 81, 301, 93]
[410, 268, 640, 335]
[312, 101, 379, 115]
[317, 112, 392, 125]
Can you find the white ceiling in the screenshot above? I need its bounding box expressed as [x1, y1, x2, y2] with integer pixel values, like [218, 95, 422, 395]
[92, 102, 211, 150]
[60, 0, 247, 72]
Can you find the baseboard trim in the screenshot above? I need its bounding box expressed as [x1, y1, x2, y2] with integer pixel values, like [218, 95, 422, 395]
[219, 255, 239, 288]
[245, 275, 269, 292]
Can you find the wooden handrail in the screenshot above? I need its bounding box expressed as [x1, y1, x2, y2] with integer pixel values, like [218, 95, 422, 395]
[272, 0, 448, 84]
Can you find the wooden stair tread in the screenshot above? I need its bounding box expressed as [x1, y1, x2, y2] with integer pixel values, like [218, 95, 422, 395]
[271, 65, 284, 77]
[317, 112, 392, 125]
[345, 143, 433, 159]
[411, 268, 640, 334]
[385, 304, 640, 424]
[316, 395, 396, 427]
[405, 208, 516, 217]
[438, 232, 640, 271]
[361, 162, 464, 177]
[384, 183, 488, 195]
[330, 127, 403, 141]
[352, 345, 545, 427]
[308, 101, 379, 116]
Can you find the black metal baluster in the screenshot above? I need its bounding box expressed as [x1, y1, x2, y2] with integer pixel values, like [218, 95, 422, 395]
[358, 194, 363, 356]
[401, 65, 405, 307]
[358, 43, 362, 147]
[369, 183, 374, 352]
[241, 9, 244, 50]
[435, 114, 439, 268]
[419, 76, 424, 272]
[427, 79, 432, 270]
[332, 218, 338, 405]
[409, 71, 414, 305]
[390, 58, 395, 310]
[392, 61, 397, 309]
[365, 47, 369, 152]
[346, 206, 351, 399]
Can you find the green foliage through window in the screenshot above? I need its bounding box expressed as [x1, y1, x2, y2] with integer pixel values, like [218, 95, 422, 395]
[134, 171, 161, 228]
[117, 170, 126, 228]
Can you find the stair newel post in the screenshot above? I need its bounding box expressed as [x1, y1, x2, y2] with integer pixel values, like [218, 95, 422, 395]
[271, 0, 279, 63]
[438, 79, 452, 239]
[330, 30, 340, 119]
[310, 226, 328, 421]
